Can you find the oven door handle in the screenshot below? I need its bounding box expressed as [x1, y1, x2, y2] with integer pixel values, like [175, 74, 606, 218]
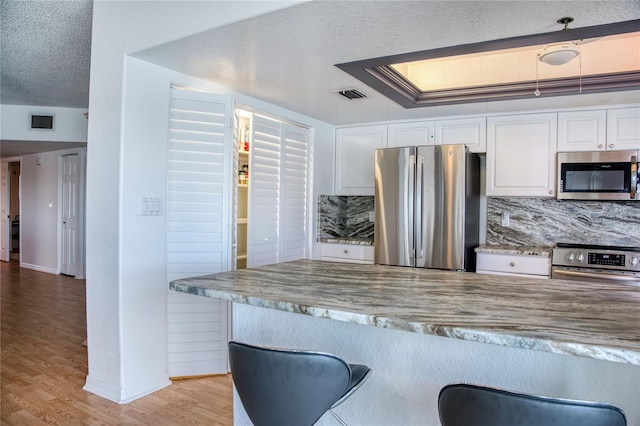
[630, 156, 637, 200]
[554, 269, 639, 282]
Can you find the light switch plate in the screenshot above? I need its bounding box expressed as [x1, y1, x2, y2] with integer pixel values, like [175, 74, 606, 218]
[140, 197, 161, 216]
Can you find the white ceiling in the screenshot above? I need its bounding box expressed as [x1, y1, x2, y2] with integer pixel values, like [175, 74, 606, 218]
[0, 0, 92, 108]
[134, 1, 640, 125]
[1, 0, 639, 158]
[0, 0, 92, 158]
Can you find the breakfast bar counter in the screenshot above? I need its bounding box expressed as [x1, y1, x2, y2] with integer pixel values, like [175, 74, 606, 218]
[170, 259, 640, 425]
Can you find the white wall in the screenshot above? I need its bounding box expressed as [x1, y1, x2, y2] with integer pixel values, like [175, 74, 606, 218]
[0, 105, 88, 142]
[85, 0, 322, 403]
[20, 148, 84, 274]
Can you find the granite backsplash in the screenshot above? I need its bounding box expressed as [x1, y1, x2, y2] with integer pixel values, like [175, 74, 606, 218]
[487, 197, 640, 248]
[318, 195, 638, 248]
[317, 195, 374, 240]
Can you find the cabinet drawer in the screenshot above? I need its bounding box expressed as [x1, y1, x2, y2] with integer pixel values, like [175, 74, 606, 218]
[476, 253, 550, 277]
[321, 244, 374, 264]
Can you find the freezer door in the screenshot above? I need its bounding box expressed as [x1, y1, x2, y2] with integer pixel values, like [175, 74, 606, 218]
[374, 147, 415, 266]
[417, 145, 466, 270]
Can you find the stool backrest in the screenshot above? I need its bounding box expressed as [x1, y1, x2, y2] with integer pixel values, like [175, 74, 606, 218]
[229, 341, 352, 426]
[438, 383, 626, 426]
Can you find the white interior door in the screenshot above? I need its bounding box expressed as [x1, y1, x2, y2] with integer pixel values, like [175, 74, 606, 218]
[166, 87, 232, 377]
[61, 154, 79, 276]
[1, 162, 9, 262]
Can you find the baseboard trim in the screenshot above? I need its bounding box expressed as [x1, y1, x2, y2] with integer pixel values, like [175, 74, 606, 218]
[84, 373, 172, 404]
[20, 262, 57, 275]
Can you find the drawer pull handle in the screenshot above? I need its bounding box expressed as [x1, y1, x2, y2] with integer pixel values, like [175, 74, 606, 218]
[509, 262, 516, 267]
[343, 250, 349, 254]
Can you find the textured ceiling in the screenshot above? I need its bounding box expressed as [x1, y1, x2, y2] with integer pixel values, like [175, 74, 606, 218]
[135, 1, 640, 125]
[0, 0, 93, 108]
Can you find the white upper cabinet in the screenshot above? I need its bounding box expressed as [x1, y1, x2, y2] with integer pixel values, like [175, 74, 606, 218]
[486, 113, 557, 197]
[557, 110, 606, 152]
[606, 107, 640, 151]
[435, 117, 486, 153]
[387, 121, 434, 148]
[335, 125, 387, 195]
[558, 107, 640, 152]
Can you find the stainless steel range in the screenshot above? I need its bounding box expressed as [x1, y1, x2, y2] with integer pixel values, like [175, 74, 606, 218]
[552, 243, 640, 285]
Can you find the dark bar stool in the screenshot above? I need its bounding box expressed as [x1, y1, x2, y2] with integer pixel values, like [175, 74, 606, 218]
[438, 383, 627, 426]
[228, 341, 371, 426]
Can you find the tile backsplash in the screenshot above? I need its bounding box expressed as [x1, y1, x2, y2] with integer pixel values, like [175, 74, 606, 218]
[317, 195, 374, 240]
[487, 197, 640, 248]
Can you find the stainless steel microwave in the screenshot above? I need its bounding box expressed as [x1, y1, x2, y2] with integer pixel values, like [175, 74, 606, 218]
[557, 150, 639, 201]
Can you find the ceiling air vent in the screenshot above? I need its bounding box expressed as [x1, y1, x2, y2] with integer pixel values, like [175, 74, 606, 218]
[335, 88, 367, 100]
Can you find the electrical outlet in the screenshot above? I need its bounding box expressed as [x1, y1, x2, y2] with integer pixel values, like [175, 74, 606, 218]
[369, 211, 375, 222]
[501, 212, 510, 227]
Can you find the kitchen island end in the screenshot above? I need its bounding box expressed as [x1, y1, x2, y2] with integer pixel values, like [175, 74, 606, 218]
[170, 259, 640, 425]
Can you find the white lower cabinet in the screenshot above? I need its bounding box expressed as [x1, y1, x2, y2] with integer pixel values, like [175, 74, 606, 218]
[321, 243, 374, 264]
[486, 113, 557, 197]
[476, 253, 551, 279]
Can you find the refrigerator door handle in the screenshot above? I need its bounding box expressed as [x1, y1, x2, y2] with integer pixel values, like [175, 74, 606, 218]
[415, 154, 424, 259]
[408, 154, 416, 261]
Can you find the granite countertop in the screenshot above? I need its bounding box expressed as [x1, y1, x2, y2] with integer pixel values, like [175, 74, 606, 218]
[475, 245, 552, 257]
[170, 259, 640, 365]
[317, 237, 374, 246]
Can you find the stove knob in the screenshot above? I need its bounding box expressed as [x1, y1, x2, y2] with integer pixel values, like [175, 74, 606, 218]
[576, 253, 584, 263]
[567, 252, 575, 262]
[630, 256, 638, 266]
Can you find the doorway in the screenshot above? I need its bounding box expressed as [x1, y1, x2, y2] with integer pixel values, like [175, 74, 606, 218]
[9, 162, 20, 260]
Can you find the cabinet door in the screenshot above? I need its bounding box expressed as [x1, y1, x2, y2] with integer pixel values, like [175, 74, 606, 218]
[476, 253, 550, 278]
[387, 121, 434, 148]
[486, 113, 557, 197]
[320, 243, 374, 264]
[335, 125, 387, 195]
[607, 107, 640, 150]
[435, 117, 486, 153]
[557, 110, 606, 152]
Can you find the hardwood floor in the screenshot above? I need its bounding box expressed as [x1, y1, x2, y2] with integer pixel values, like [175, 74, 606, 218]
[1, 260, 233, 425]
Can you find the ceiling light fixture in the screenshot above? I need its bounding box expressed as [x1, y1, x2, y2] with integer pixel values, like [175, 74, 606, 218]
[539, 43, 580, 66]
[538, 17, 580, 66]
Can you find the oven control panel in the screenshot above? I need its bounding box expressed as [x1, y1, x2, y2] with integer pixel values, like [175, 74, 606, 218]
[552, 247, 640, 272]
[588, 253, 626, 267]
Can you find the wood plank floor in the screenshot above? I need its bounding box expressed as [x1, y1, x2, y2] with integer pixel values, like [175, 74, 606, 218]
[1, 259, 233, 425]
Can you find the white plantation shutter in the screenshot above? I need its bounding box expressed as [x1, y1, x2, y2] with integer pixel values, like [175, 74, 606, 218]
[281, 123, 308, 261]
[247, 115, 309, 267]
[248, 115, 282, 267]
[166, 88, 231, 377]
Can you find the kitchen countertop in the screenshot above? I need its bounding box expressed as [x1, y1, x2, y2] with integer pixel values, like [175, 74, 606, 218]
[170, 259, 640, 365]
[475, 244, 552, 257]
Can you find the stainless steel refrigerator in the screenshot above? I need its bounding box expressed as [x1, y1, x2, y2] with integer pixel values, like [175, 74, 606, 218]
[374, 144, 480, 271]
